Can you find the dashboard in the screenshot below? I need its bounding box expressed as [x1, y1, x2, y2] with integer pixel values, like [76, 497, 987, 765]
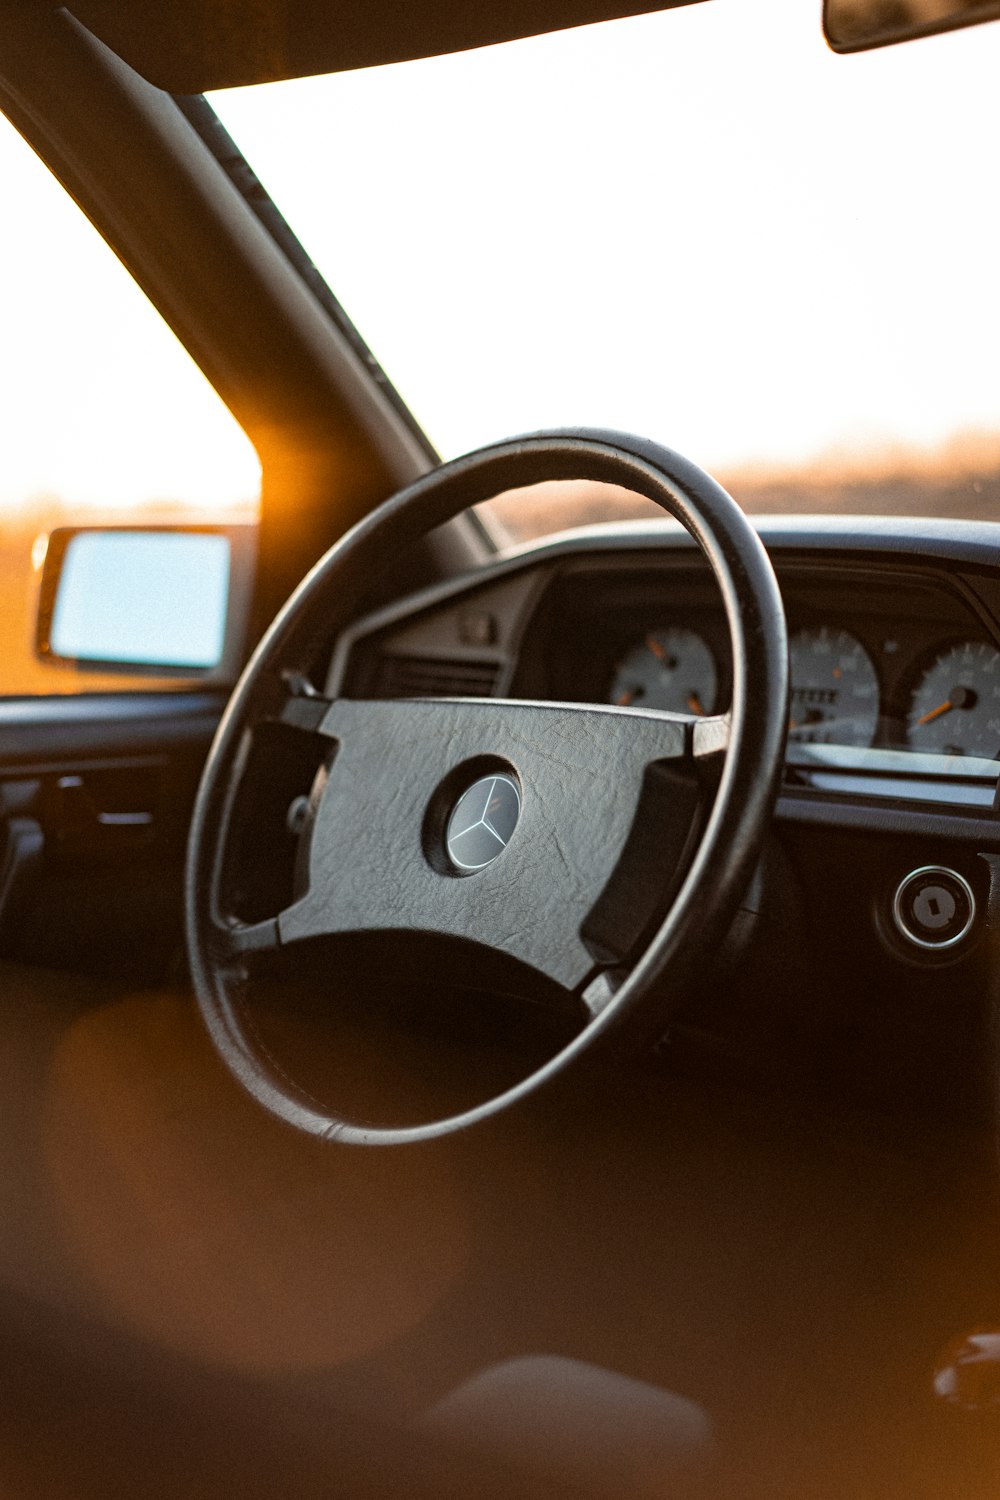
[332, 516, 1000, 822]
[317, 516, 1000, 1105]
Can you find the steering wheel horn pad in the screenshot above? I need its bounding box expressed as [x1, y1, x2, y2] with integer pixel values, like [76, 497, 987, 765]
[185, 430, 788, 1145]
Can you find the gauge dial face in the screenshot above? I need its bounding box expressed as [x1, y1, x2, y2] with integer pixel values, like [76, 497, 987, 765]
[788, 627, 879, 746]
[609, 628, 717, 715]
[907, 641, 1000, 758]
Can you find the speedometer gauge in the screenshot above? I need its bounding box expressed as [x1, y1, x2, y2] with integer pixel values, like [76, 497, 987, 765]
[609, 628, 717, 715]
[907, 641, 1000, 758]
[788, 628, 879, 746]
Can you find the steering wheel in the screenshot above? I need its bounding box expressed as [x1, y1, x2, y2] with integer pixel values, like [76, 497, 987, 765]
[185, 430, 788, 1145]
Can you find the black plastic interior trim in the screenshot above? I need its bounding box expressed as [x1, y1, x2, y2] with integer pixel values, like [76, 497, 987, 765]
[64, 0, 711, 94]
[0, 692, 227, 768]
[776, 792, 1000, 844]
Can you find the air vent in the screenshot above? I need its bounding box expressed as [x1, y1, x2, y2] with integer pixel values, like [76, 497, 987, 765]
[372, 655, 501, 698]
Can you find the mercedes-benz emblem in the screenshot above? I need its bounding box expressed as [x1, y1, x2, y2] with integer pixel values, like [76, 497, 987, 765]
[445, 774, 521, 872]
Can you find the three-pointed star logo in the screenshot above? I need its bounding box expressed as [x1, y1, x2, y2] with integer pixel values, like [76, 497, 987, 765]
[445, 774, 522, 871]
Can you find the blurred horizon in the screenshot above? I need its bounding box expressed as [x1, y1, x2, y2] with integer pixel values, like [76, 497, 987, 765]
[2, 426, 998, 694]
[482, 428, 1000, 539]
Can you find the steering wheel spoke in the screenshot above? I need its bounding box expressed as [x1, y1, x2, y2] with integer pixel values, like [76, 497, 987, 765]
[210, 913, 282, 967]
[692, 710, 731, 760]
[272, 683, 336, 736]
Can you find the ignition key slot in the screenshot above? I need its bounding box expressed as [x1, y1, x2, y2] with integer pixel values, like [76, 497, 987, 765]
[891, 865, 976, 952]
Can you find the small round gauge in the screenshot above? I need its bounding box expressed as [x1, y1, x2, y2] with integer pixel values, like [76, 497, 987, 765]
[788, 627, 879, 746]
[609, 628, 718, 715]
[907, 641, 1000, 759]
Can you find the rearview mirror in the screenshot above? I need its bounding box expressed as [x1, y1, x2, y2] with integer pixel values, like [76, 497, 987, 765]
[37, 527, 235, 673]
[825, 0, 1000, 52]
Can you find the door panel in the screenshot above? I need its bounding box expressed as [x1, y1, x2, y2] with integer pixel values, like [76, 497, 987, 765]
[0, 693, 223, 979]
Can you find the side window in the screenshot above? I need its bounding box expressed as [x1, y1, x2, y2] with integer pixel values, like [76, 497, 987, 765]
[0, 115, 261, 696]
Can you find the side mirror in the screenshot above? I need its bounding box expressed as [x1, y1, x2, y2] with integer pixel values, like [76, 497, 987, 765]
[36, 527, 250, 675]
[825, 0, 1000, 53]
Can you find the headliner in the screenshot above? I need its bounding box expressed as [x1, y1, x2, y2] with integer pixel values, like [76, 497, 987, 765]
[58, 0, 708, 93]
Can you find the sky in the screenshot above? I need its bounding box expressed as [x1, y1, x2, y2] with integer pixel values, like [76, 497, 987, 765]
[1, 0, 999, 513]
[212, 0, 1000, 473]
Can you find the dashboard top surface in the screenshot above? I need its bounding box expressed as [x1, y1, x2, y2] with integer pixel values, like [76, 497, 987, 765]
[494, 514, 1000, 566]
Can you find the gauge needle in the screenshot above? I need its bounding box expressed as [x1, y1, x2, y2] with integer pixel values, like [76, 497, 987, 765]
[645, 633, 666, 660]
[918, 685, 976, 725]
[918, 699, 953, 726]
[617, 688, 636, 706]
[687, 693, 705, 715]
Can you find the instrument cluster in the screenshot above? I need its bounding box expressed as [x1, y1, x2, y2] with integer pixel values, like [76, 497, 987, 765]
[607, 622, 1000, 761]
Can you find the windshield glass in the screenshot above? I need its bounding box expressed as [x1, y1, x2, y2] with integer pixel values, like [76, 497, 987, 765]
[210, 0, 1000, 540]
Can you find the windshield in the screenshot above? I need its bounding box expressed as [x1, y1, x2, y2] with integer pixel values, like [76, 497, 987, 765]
[211, 0, 1000, 540]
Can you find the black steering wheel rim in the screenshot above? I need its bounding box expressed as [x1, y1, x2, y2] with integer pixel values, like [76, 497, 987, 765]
[185, 429, 788, 1145]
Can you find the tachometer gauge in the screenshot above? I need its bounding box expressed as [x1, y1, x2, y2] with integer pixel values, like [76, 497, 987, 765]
[609, 628, 717, 715]
[907, 641, 1000, 758]
[788, 628, 879, 746]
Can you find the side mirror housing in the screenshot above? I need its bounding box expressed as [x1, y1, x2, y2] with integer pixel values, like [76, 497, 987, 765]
[36, 526, 253, 677]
